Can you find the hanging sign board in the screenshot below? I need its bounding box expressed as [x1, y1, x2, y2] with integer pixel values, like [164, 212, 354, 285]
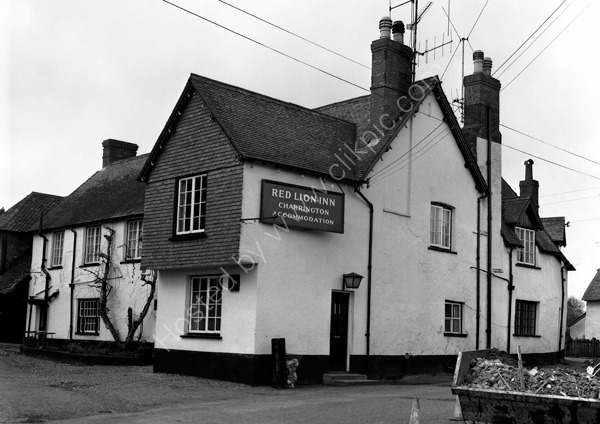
[260, 180, 344, 233]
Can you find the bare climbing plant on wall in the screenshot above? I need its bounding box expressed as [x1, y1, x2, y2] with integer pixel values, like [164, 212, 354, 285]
[85, 225, 156, 350]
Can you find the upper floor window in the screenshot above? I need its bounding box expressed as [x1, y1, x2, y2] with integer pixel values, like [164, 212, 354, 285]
[430, 204, 452, 249]
[516, 227, 536, 265]
[515, 300, 538, 336]
[125, 219, 143, 260]
[176, 175, 207, 235]
[51, 230, 64, 267]
[84, 225, 102, 264]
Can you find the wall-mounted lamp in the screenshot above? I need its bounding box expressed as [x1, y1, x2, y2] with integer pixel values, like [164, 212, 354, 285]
[342, 272, 364, 290]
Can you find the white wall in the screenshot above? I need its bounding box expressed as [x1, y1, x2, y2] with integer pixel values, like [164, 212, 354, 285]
[27, 221, 156, 343]
[586, 302, 600, 340]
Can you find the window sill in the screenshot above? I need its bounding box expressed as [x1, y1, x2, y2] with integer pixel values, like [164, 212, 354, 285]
[79, 263, 100, 268]
[513, 334, 541, 338]
[428, 246, 457, 255]
[180, 333, 222, 340]
[169, 233, 208, 242]
[515, 263, 541, 270]
[120, 259, 142, 264]
[444, 332, 468, 338]
[48, 266, 63, 270]
[74, 332, 99, 336]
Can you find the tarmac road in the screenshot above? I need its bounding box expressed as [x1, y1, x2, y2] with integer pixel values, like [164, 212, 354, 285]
[1, 343, 458, 423]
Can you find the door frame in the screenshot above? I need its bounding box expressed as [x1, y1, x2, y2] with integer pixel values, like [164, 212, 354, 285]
[329, 290, 350, 371]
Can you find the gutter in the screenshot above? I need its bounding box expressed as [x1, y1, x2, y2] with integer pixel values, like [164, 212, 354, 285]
[355, 187, 373, 369]
[69, 228, 77, 340]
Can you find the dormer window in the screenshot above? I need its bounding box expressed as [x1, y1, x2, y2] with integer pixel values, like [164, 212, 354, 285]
[516, 227, 535, 265]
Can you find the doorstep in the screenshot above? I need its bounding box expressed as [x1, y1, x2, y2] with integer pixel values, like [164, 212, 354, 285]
[322, 372, 380, 386]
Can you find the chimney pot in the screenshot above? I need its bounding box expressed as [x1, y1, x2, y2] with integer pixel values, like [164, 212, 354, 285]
[379, 16, 393, 39]
[473, 50, 484, 73]
[392, 21, 405, 44]
[520, 159, 539, 209]
[483, 57, 493, 76]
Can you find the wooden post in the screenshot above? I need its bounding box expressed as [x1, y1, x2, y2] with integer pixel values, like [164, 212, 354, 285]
[271, 338, 287, 389]
[517, 345, 525, 391]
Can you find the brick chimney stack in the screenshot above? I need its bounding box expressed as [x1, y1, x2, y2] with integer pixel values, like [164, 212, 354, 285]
[520, 159, 539, 209]
[370, 17, 413, 126]
[463, 50, 501, 156]
[102, 139, 138, 168]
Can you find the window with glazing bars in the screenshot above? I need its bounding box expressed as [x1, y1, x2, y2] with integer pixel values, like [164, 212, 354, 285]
[516, 227, 536, 265]
[51, 230, 64, 267]
[430, 204, 452, 249]
[77, 299, 100, 334]
[125, 219, 143, 260]
[515, 300, 537, 335]
[84, 226, 102, 264]
[176, 175, 207, 235]
[188, 276, 222, 333]
[445, 301, 462, 334]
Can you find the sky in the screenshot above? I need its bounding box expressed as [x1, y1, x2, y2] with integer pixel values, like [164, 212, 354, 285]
[1, 0, 599, 299]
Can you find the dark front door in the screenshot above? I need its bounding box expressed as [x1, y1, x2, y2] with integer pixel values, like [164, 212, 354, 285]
[329, 291, 349, 371]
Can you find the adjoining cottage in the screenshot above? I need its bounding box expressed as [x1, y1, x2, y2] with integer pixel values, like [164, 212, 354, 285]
[137, 18, 573, 385]
[0, 192, 63, 342]
[25, 141, 155, 346]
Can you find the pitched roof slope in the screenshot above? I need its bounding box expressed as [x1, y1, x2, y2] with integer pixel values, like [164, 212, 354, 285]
[190, 75, 361, 180]
[542, 217, 567, 247]
[40, 154, 148, 230]
[583, 269, 600, 301]
[0, 253, 31, 294]
[0, 192, 63, 233]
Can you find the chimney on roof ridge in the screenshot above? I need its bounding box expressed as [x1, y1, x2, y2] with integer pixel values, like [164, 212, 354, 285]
[462, 49, 502, 158]
[519, 159, 539, 209]
[371, 17, 413, 127]
[102, 139, 138, 168]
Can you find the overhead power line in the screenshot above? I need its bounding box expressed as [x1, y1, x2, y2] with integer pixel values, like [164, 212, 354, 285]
[502, 1, 593, 91]
[493, 0, 567, 76]
[160, 0, 369, 93]
[214, 0, 370, 69]
[501, 123, 600, 167]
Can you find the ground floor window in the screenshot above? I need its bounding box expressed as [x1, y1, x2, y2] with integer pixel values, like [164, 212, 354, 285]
[444, 300, 462, 334]
[515, 300, 538, 336]
[188, 276, 222, 333]
[77, 299, 100, 334]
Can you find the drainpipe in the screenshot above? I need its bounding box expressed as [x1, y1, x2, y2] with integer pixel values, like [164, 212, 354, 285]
[507, 248, 514, 354]
[355, 187, 373, 369]
[558, 266, 566, 359]
[69, 228, 77, 340]
[486, 106, 493, 349]
[39, 228, 50, 332]
[476, 194, 487, 350]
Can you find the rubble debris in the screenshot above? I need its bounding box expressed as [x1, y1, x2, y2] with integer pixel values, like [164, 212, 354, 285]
[286, 358, 300, 388]
[462, 349, 600, 399]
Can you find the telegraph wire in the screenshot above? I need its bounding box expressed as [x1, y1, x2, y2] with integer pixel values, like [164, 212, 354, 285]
[501, 124, 600, 167]
[496, 0, 575, 79]
[502, 143, 600, 181]
[541, 186, 600, 198]
[502, 1, 593, 91]
[541, 194, 600, 206]
[214, 0, 370, 69]
[160, 0, 370, 93]
[493, 0, 567, 76]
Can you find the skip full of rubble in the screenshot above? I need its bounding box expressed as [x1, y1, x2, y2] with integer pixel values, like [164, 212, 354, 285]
[462, 350, 600, 399]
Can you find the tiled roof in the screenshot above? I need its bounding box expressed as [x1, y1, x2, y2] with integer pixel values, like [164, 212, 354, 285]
[542, 217, 567, 247]
[583, 269, 600, 301]
[0, 253, 31, 294]
[536, 229, 560, 254]
[568, 312, 586, 327]
[39, 154, 148, 231]
[502, 197, 531, 225]
[501, 222, 523, 247]
[190, 75, 361, 181]
[0, 192, 63, 233]
[140, 74, 487, 192]
[502, 179, 518, 200]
